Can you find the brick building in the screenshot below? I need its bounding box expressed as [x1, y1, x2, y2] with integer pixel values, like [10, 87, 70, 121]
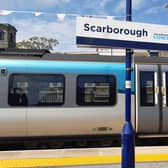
[0, 24, 17, 48]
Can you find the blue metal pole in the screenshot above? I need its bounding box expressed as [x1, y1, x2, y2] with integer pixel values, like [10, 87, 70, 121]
[121, 0, 135, 168]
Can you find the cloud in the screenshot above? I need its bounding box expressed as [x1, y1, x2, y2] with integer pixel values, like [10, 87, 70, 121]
[0, 0, 71, 10]
[9, 17, 88, 52]
[0, 0, 118, 52]
[0, 0, 116, 16]
[86, 0, 116, 15]
[144, 6, 161, 15]
[115, 0, 146, 14]
[87, 0, 114, 13]
[133, 0, 145, 10]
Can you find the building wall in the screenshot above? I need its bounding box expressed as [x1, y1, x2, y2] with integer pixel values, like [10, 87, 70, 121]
[7, 27, 17, 48]
[0, 24, 17, 48]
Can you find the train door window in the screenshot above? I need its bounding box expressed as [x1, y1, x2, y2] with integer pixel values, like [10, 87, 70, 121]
[8, 74, 65, 106]
[140, 71, 154, 106]
[166, 72, 168, 106]
[77, 75, 116, 106]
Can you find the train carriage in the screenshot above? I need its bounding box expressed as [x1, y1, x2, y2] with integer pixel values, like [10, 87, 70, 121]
[0, 50, 167, 148]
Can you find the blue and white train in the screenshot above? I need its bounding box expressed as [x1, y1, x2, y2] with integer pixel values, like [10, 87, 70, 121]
[0, 51, 168, 147]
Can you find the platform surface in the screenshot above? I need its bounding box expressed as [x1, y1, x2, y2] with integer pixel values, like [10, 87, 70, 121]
[39, 162, 168, 168]
[0, 146, 168, 167]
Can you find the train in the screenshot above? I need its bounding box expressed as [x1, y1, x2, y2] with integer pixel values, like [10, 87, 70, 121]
[0, 49, 168, 148]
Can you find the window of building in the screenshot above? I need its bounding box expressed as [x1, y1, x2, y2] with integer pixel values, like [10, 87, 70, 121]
[77, 75, 116, 106]
[8, 74, 65, 106]
[0, 31, 5, 40]
[10, 33, 13, 42]
[140, 71, 155, 106]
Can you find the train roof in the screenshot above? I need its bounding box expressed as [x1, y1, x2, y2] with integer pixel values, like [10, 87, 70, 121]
[0, 48, 168, 64]
[0, 48, 50, 57]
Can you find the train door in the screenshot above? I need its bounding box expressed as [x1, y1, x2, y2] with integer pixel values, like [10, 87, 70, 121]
[161, 65, 168, 133]
[136, 65, 160, 133]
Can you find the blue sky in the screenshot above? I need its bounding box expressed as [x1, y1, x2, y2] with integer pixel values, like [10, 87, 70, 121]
[0, 0, 168, 52]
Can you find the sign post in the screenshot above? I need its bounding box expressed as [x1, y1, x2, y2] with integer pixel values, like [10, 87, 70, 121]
[121, 0, 135, 168]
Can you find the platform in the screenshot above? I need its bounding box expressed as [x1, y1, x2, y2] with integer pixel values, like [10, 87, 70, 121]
[0, 147, 168, 167]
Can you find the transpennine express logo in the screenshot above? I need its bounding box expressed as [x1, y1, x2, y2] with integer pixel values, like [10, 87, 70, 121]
[153, 34, 168, 41]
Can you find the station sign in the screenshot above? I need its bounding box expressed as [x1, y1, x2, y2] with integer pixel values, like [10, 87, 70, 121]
[76, 17, 168, 50]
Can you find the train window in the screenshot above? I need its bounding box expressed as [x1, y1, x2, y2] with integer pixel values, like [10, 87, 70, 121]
[140, 72, 154, 106]
[77, 75, 116, 106]
[8, 74, 65, 106]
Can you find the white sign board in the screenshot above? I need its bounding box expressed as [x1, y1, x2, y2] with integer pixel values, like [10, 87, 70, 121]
[76, 17, 168, 50]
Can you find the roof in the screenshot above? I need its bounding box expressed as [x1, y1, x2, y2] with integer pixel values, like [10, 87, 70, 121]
[0, 24, 17, 32]
[0, 48, 50, 57]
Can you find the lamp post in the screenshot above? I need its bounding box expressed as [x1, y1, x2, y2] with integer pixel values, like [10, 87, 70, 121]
[121, 0, 135, 168]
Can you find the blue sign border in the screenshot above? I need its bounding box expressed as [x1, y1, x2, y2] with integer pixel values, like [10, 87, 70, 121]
[76, 36, 168, 50]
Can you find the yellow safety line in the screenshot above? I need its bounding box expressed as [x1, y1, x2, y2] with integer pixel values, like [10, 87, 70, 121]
[136, 154, 168, 162]
[0, 154, 168, 168]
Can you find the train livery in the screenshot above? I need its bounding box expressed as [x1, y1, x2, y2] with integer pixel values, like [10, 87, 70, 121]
[0, 53, 168, 147]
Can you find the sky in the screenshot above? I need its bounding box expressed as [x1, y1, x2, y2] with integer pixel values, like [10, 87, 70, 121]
[0, 0, 168, 52]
